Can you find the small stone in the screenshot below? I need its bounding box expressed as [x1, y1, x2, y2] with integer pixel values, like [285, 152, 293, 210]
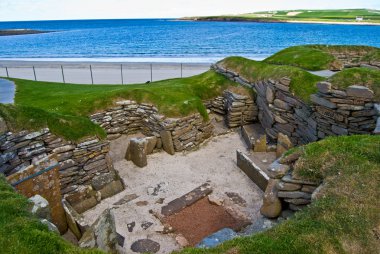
[276, 133, 293, 158]
[136, 201, 148, 207]
[113, 194, 139, 206]
[141, 221, 153, 230]
[40, 219, 59, 234]
[131, 239, 160, 253]
[310, 94, 337, 109]
[276, 181, 301, 191]
[267, 160, 290, 179]
[155, 198, 165, 204]
[28, 195, 51, 220]
[127, 222, 136, 232]
[277, 191, 311, 199]
[176, 234, 189, 247]
[253, 135, 267, 152]
[208, 194, 223, 206]
[284, 198, 311, 205]
[225, 192, 247, 207]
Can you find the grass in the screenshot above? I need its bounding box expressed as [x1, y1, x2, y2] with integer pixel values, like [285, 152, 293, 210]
[177, 135, 380, 254]
[187, 9, 380, 24]
[328, 67, 380, 100]
[0, 175, 103, 254]
[1, 71, 238, 141]
[218, 56, 325, 102]
[264, 46, 336, 71]
[264, 45, 380, 71]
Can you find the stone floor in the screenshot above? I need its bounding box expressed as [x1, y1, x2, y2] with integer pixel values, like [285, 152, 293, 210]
[82, 131, 264, 254]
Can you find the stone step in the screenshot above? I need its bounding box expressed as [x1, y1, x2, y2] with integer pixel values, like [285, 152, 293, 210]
[241, 124, 266, 151]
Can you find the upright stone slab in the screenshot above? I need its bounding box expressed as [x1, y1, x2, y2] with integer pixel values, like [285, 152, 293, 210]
[260, 179, 282, 218]
[128, 138, 148, 168]
[160, 130, 175, 155]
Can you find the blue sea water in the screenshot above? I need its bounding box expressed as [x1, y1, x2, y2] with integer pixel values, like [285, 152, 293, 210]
[0, 19, 380, 62]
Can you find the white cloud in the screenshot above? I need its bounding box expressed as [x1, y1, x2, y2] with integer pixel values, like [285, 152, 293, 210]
[0, 0, 379, 21]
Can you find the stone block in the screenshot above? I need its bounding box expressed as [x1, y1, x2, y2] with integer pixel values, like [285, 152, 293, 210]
[91, 172, 115, 191]
[29, 194, 51, 220]
[260, 179, 282, 218]
[160, 130, 175, 155]
[310, 94, 337, 109]
[346, 85, 374, 99]
[62, 200, 89, 240]
[316, 82, 332, 93]
[128, 138, 147, 168]
[276, 133, 293, 158]
[99, 180, 124, 200]
[267, 160, 290, 179]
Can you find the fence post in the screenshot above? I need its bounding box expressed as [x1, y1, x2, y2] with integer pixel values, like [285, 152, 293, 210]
[180, 63, 183, 78]
[5, 67, 9, 78]
[150, 64, 153, 82]
[121, 64, 124, 85]
[61, 65, 65, 84]
[90, 65, 94, 85]
[32, 66, 37, 81]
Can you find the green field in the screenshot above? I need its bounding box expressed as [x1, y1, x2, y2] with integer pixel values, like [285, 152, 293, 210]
[185, 9, 380, 24]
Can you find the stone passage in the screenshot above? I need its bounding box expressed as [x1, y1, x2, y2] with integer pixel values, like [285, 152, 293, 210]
[90, 100, 213, 152]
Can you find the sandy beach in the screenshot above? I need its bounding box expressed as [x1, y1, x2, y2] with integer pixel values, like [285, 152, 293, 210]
[0, 61, 211, 84]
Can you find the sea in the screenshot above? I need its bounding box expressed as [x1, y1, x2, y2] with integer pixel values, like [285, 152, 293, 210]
[0, 19, 380, 63]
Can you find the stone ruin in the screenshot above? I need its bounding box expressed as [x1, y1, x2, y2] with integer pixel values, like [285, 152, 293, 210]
[1, 60, 380, 253]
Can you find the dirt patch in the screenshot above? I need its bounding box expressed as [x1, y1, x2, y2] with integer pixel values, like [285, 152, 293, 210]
[163, 198, 245, 246]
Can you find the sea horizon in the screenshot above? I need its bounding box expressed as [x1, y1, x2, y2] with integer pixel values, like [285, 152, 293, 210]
[1, 18, 380, 62]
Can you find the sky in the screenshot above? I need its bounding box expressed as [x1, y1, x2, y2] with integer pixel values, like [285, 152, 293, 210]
[0, 0, 380, 21]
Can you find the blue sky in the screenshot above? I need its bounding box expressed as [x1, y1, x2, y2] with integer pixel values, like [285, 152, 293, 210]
[1, 0, 379, 21]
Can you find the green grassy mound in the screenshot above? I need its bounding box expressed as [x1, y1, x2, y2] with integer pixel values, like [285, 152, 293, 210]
[177, 135, 380, 254]
[328, 67, 380, 100]
[264, 46, 336, 71]
[1, 71, 238, 141]
[0, 175, 103, 254]
[264, 45, 380, 71]
[218, 56, 324, 102]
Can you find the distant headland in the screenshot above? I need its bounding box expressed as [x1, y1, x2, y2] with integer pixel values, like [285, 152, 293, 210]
[0, 29, 52, 36]
[180, 9, 380, 25]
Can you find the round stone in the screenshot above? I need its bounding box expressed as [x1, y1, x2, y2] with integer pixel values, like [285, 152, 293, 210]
[131, 239, 160, 253]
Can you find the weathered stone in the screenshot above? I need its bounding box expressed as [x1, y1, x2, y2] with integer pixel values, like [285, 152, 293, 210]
[79, 209, 118, 253]
[144, 136, 157, 155]
[128, 138, 147, 168]
[276, 133, 293, 158]
[274, 99, 290, 110]
[310, 94, 337, 109]
[277, 191, 312, 199]
[267, 160, 290, 179]
[208, 194, 223, 206]
[53, 145, 75, 154]
[317, 82, 332, 93]
[40, 219, 60, 234]
[176, 234, 189, 247]
[113, 193, 139, 206]
[0, 117, 8, 134]
[160, 130, 175, 155]
[99, 180, 124, 200]
[91, 172, 115, 191]
[253, 134, 267, 152]
[236, 150, 269, 191]
[301, 185, 317, 193]
[29, 194, 51, 220]
[284, 198, 311, 205]
[276, 181, 301, 191]
[266, 86, 274, 103]
[131, 239, 160, 253]
[62, 200, 88, 240]
[346, 85, 374, 99]
[331, 125, 348, 135]
[260, 179, 282, 218]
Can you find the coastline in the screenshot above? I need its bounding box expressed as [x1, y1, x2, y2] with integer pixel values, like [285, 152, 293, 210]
[0, 29, 52, 36]
[181, 17, 380, 26]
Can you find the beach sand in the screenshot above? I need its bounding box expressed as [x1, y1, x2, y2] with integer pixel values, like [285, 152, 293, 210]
[0, 61, 211, 84]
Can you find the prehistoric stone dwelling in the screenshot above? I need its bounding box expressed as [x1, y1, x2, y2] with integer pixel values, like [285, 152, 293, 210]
[1, 49, 379, 253]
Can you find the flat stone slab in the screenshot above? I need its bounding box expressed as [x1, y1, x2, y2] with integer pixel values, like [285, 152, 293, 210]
[196, 228, 238, 248]
[161, 183, 213, 216]
[131, 239, 160, 253]
[113, 193, 139, 206]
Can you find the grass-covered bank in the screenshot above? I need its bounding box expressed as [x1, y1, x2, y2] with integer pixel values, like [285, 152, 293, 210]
[177, 135, 380, 254]
[183, 9, 380, 25]
[218, 56, 325, 102]
[0, 71, 238, 141]
[264, 45, 380, 71]
[0, 175, 103, 254]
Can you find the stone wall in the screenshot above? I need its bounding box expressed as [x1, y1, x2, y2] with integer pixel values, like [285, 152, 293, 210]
[327, 49, 380, 69]
[90, 100, 213, 152]
[311, 82, 378, 138]
[0, 125, 123, 207]
[213, 64, 379, 145]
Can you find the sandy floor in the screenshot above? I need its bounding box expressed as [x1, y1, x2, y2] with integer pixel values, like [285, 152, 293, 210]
[83, 132, 264, 254]
[0, 62, 210, 85]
